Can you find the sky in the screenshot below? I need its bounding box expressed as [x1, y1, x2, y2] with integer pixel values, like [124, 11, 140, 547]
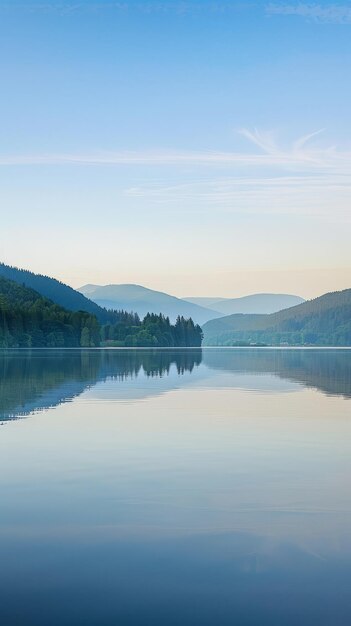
[0, 0, 350, 298]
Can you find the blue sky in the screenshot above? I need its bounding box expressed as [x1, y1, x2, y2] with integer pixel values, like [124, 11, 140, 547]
[0, 0, 350, 297]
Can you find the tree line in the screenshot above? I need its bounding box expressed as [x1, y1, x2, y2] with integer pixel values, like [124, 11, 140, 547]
[101, 311, 203, 347]
[0, 277, 203, 348]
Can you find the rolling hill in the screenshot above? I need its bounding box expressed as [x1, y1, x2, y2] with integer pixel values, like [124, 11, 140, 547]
[0, 275, 100, 347]
[78, 283, 221, 325]
[184, 293, 305, 315]
[0, 262, 110, 323]
[202, 288, 351, 346]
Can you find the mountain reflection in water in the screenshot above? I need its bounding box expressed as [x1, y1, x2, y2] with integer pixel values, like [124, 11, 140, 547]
[0, 348, 350, 421]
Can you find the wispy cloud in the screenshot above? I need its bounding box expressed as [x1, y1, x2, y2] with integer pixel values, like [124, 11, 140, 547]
[1, 130, 350, 220]
[125, 173, 351, 219]
[238, 127, 335, 166]
[120, 130, 351, 220]
[266, 3, 351, 24]
[0, 150, 284, 166]
[0, 129, 346, 169]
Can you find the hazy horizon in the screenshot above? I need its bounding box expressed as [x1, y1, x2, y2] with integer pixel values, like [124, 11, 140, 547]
[72, 268, 347, 300]
[0, 0, 350, 298]
[1, 260, 348, 300]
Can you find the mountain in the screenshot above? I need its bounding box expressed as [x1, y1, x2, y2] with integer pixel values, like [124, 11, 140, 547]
[183, 293, 305, 315]
[78, 283, 221, 325]
[202, 289, 351, 346]
[0, 276, 100, 347]
[0, 262, 109, 323]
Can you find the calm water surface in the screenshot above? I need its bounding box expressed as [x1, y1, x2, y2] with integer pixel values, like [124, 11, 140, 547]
[0, 348, 350, 625]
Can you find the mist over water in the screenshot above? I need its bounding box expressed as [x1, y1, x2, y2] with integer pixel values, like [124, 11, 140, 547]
[0, 348, 350, 625]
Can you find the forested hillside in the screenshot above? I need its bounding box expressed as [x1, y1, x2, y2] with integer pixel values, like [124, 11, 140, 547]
[0, 262, 109, 322]
[203, 289, 351, 346]
[0, 277, 100, 347]
[0, 277, 203, 348]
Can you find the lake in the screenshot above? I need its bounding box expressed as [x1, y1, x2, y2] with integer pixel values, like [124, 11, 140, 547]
[0, 348, 350, 625]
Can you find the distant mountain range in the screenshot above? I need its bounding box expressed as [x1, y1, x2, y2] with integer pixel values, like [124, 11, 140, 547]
[203, 289, 351, 346]
[79, 284, 305, 324]
[184, 293, 305, 315]
[0, 262, 306, 327]
[78, 283, 221, 325]
[2, 262, 348, 346]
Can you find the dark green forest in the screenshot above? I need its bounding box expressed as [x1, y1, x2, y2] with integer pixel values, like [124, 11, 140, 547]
[0, 277, 101, 348]
[0, 277, 203, 348]
[101, 311, 203, 347]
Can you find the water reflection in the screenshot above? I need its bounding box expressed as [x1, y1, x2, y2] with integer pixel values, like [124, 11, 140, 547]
[0, 349, 202, 420]
[0, 348, 350, 421]
[203, 348, 351, 398]
[0, 348, 351, 625]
